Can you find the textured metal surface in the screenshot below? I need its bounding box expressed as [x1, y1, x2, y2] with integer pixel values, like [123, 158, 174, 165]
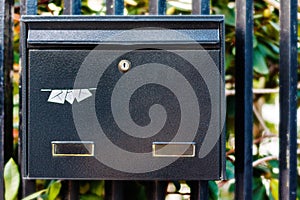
[27, 29, 220, 45]
[63, 0, 81, 15]
[22, 0, 37, 15]
[234, 0, 253, 199]
[279, 0, 298, 199]
[149, 0, 166, 15]
[106, 0, 124, 15]
[0, 0, 14, 198]
[188, 181, 208, 200]
[22, 16, 225, 180]
[192, 0, 209, 15]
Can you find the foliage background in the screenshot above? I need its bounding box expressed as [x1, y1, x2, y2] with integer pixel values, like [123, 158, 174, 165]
[5, 0, 300, 199]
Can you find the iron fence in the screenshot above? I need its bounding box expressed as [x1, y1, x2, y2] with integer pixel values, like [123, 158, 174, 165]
[0, 0, 298, 199]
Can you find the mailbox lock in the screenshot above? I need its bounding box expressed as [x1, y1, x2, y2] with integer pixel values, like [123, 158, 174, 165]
[118, 60, 131, 72]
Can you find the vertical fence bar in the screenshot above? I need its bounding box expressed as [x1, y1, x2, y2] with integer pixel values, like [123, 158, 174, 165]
[21, 0, 37, 15]
[63, 0, 82, 199]
[192, 0, 209, 15]
[279, 0, 298, 199]
[144, 181, 167, 200]
[234, 0, 253, 199]
[0, 0, 14, 198]
[189, 181, 208, 200]
[105, 181, 124, 200]
[62, 181, 79, 200]
[19, 0, 37, 198]
[105, 0, 123, 196]
[63, 0, 81, 15]
[106, 0, 114, 15]
[149, 0, 166, 15]
[106, 0, 124, 15]
[147, 0, 167, 198]
[190, 0, 210, 198]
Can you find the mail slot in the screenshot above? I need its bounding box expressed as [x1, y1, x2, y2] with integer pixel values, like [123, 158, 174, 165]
[21, 16, 225, 180]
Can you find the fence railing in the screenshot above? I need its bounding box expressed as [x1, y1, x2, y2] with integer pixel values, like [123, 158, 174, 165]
[0, 0, 298, 199]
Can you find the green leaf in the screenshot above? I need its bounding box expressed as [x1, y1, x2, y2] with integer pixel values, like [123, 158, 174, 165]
[90, 181, 104, 196]
[270, 179, 279, 200]
[225, 53, 234, 70]
[253, 36, 258, 48]
[4, 158, 20, 200]
[269, 21, 280, 32]
[253, 177, 268, 199]
[257, 43, 278, 60]
[80, 182, 90, 195]
[267, 42, 280, 54]
[80, 194, 104, 200]
[47, 181, 62, 200]
[254, 49, 269, 75]
[22, 189, 47, 200]
[226, 160, 235, 179]
[13, 52, 19, 64]
[208, 181, 219, 200]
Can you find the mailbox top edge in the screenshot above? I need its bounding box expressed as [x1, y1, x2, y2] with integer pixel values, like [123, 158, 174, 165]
[21, 15, 224, 23]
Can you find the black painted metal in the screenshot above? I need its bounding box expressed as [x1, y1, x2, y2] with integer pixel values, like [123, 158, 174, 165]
[11, 0, 299, 199]
[279, 0, 298, 199]
[114, 0, 124, 15]
[105, 181, 124, 200]
[19, 0, 37, 198]
[21, 15, 224, 180]
[191, 1, 210, 198]
[63, 0, 81, 15]
[147, 2, 167, 199]
[0, 0, 14, 199]
[144, 181, 168, 200]
[149, 0, 166, 15]
[106, 0, 124, 15]
[22, 0, 37, 15]
[192, 0, 209, 15]
[106, 0, 114, 15]
[234, 0, 253, 199]
[189, 181, 208, 200]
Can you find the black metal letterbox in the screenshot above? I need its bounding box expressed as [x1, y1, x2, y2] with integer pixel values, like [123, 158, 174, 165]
[22, 16, 225, 180]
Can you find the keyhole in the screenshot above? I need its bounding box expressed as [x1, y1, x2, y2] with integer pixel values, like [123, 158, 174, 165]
[118, 60, 131, 72]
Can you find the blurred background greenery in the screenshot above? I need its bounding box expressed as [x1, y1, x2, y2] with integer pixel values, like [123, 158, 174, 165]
[4, 0, 300, 199]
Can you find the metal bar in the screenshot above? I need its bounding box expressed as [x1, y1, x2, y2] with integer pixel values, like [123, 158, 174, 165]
[62, 2, 81, 199]
[21, 180, 35, 198]
[105, 181, 124, 200]
[154, 181, 167, 200]
[21, 0, 37, 15]
[106, 0, 124, 15]
[149, 0, 166, 15]
[63, 0, 81, 15]
[114, 0, 124, 15]
[188, 181, 208, 200]
[234, 0, 253, 199]
[279, 0, 298, 199]
[190, 0, 210, 198]
[106, 0, 114, 15]
[3, 0, 14, 164]
[66, 181, 79, 200]
[0, 0, 14, 198]
[144, 181, 167, 200]
[192, 0, 209, 15]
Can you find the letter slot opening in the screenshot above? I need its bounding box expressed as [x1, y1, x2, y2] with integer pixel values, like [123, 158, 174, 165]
[152, 142, 195, 157]
[52, 141, 94, 157]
